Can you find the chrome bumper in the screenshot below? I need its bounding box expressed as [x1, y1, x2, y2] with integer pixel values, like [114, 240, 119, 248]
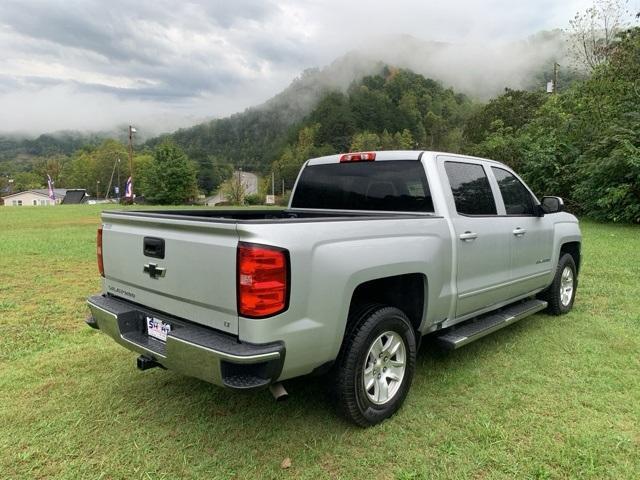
[86, 295, 285, 390]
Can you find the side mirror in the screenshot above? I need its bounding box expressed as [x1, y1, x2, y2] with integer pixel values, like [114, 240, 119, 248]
[541, 196, 564, 214]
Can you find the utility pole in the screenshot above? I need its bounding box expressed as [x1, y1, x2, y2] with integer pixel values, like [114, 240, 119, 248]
[553, 62, 560, 94]
[282, 179, 285, 196]
[271, 171, 275, 196]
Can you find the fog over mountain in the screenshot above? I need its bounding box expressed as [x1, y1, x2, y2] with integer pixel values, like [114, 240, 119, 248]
[256, 30, 571, 125]
[0, 0, 596, 135]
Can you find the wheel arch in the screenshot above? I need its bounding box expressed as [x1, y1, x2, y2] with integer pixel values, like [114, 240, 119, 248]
[560, 241, 581, 275]
[346, 273, 427, 338]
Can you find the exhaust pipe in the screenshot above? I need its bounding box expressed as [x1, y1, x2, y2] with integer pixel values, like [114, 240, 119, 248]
[269, 382, 288, 401]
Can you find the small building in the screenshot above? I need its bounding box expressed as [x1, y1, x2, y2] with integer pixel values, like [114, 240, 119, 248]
[1, 189, 68, 206]
[61, 189, 88, 204]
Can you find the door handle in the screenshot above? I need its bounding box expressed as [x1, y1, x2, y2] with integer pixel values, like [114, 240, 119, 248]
[512, 227, 527, 236]
[459, 231, 478, 241]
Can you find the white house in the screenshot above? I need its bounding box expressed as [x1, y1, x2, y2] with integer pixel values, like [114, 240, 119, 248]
[1, 189, 67, 206]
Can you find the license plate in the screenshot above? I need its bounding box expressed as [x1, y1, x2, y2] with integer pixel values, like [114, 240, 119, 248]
[146, 316, 171, 342]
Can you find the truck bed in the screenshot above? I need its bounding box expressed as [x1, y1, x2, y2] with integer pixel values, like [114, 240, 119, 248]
[105, 208, 432, 223]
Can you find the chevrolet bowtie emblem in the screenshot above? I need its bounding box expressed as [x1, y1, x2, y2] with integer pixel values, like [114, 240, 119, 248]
[143, 263, 166, 279]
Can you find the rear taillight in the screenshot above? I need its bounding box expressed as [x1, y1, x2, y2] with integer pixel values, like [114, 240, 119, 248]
[97, 227, 104, 277]
[237, 242, 289, 318]
[340, 151, 376, 162]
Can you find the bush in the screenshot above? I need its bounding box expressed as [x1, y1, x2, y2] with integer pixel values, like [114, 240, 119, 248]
[277, 191, 291, 206]
[574, 119, 640, 223]
[244, 194, 262, 205]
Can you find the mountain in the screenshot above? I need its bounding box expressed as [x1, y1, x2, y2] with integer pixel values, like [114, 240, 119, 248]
[149, 31, 572, 172]
[145, 52, 390, 171]
[0, 126, 148, 174]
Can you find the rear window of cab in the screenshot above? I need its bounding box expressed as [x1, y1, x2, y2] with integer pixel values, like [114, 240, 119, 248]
[291, 160, 434, 212]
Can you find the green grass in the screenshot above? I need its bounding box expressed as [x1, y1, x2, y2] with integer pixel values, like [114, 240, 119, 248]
[1, 205, 639, 479]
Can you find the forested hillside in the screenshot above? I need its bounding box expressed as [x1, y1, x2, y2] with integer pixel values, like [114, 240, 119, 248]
[467, 28, 640, 223]
[0, 132, 104, 171]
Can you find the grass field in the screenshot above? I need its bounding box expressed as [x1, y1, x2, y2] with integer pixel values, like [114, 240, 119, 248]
[1, 205, 639, 479]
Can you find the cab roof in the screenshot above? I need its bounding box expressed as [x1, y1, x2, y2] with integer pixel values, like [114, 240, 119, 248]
[307, 150, 422, 165]
[306, 150, 504, 166]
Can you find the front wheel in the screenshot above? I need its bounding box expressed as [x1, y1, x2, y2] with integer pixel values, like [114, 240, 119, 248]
[540, 253, 577, 315]
[334, 306, 417, 427]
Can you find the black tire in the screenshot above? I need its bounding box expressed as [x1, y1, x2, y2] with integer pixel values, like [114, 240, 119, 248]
[334, 306, 417, 427]
[539, 253, 577, 315]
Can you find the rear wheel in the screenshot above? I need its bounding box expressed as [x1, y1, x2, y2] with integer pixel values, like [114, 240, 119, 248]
[540, 253, 577, 315]
[334, 306, 416, 427]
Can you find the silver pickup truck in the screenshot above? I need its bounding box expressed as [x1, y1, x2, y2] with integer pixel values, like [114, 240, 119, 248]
[87, 150, 581, 426]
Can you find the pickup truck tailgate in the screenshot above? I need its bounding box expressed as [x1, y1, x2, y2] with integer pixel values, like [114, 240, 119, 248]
[100, 213, 239, 335]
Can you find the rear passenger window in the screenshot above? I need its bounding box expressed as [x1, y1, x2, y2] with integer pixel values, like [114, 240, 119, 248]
[492, 167, 536, 215]
[444, 162, 497, 215]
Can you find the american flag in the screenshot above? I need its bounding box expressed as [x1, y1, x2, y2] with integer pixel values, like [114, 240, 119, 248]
[47, 174, 55, 200]
[125, 176, 133, 198]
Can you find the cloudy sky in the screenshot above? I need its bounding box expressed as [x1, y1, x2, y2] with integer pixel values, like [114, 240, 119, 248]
[0, 0, 614, 135]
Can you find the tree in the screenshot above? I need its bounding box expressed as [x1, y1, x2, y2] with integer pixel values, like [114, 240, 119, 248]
[132, 153, 154, 197]
[93, 140, 128, 195]
[380, 130, 395, 149]
[220, 171, 250, 205]
[463, 89, 546, 144]
[350, 132, 382, 151]
[64, 150, 97, 192]
[424, 111, 446, 148]
[393, 129, 414, 149]
[309, 92, 355, 151]
[574, 119, 640, 223]
[349, 86, 396, 133]
[12, 172, 42, 191]
[271, 124, 325, 190]
[568, 0, 634, 71]
[144, 141, 198, 204]
[208, 158, 234, 195]
[34, 155, 68, 185]
[61, 140, 127, 195]
[470, 121, 528, 170]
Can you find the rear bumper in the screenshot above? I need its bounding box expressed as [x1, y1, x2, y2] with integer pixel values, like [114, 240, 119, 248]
[86, 294, 285, 390]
